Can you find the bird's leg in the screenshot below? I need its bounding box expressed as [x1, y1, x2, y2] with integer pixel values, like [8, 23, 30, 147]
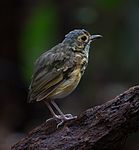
[51, 100, 77, 121]
[44, 100, 77, 127]
[44, 101, 61, 119]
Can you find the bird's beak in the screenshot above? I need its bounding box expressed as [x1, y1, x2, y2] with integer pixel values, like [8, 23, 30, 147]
[90, 35, 103, 41]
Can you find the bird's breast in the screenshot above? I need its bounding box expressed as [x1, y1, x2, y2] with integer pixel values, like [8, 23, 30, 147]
[75, 52, 88, 75]
[48, 52, 88, 99]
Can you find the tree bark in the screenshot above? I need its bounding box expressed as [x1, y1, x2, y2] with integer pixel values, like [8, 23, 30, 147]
[12, 86, 139, 150]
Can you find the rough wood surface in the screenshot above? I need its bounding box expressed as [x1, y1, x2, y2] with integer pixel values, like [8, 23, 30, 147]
[12, 86, 139, 150]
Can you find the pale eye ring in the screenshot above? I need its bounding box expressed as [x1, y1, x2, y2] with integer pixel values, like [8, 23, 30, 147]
[80, 35, 88, 42]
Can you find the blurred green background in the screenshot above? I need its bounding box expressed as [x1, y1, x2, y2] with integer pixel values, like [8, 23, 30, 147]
[0, 0, 139, 149]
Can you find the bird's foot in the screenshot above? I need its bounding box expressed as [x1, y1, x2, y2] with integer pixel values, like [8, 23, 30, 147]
[63, 114, 77, 120]
[54, 114, 77, 120]
[54, 114, 77, 128]
[46, 114, 77, 128]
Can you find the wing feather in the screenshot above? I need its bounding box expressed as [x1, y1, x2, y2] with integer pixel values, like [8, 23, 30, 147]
[28, 44, 75, 102]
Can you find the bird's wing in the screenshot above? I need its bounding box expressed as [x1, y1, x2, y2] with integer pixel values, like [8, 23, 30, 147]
[28, 45, 75, 102]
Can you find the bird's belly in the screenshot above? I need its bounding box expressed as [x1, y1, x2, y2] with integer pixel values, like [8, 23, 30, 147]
[50, 68, 81, 99]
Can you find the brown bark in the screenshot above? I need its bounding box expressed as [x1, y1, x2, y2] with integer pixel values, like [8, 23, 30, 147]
[12, 86, 139, 150]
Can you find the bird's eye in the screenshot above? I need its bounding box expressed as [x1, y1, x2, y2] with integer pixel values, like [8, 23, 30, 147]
[80, 35, 88, 42]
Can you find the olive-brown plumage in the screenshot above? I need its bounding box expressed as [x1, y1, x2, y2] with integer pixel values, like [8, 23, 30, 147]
[28, 29, 102, 124]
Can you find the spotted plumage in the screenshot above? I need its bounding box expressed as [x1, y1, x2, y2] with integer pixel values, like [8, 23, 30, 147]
[28, 29, 102, 124]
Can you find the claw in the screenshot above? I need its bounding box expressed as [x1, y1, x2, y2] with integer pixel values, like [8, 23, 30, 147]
[57, 120, 64, 128]
[46, 114, 77, 128]
[56, 114, 77, 128]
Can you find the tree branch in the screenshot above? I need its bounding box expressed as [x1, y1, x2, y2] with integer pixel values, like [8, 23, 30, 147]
[12, 86, 139, 150]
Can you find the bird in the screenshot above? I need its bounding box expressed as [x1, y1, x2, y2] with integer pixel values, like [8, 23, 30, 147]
[28, 29, 102, 124]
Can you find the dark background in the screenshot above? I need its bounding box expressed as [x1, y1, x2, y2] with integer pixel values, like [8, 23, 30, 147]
[0, 0, 139, 149]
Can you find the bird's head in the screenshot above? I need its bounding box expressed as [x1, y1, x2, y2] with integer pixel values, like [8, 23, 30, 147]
[63, 29, 102, 53]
